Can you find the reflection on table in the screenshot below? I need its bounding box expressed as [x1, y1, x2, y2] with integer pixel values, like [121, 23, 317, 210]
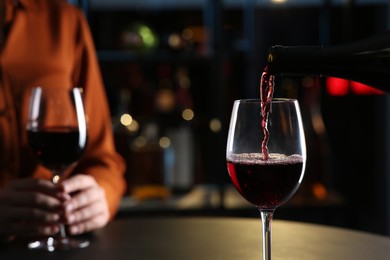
[1, 217, 390, 259]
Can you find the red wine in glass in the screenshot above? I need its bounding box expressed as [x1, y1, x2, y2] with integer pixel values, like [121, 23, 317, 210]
[227, 153, 304, 209]
[27, 126, 87, 172]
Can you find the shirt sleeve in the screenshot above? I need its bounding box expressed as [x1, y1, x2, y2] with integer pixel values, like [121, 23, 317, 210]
[69, 7, 127, 219]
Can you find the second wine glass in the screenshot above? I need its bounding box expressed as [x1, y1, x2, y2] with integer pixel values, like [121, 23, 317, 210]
[26, 86, 89, 251]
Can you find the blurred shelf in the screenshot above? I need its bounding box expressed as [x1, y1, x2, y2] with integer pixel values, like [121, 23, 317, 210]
[97, 50, 212, 63]
[89, 0, 390, 10]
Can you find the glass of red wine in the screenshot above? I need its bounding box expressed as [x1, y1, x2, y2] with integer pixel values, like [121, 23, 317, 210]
[226, 99, 306, 260]
[26, 86, 88, 251]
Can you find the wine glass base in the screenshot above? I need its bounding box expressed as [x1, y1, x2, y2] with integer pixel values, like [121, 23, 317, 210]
[28, 237, 90, 251]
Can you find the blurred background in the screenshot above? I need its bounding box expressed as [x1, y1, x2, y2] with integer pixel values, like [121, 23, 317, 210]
[72, 0, 390, 236]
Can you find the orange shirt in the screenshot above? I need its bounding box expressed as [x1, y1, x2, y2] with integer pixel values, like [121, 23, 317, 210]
[0, 0, 126, 218]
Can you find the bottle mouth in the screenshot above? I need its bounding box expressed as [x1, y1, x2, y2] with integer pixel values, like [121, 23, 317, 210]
[267, 52, 274, 63]
[266, 45, 324, 75]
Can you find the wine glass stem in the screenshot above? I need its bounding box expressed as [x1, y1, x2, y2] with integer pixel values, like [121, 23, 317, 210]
[260, 209, 274, 260]
[52, 172, 67, 239]
[59, 225, 67, 238]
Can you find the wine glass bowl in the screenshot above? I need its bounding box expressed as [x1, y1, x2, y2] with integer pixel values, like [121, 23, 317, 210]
[26, 86, 89, 250]
[226, 98, 306, 260]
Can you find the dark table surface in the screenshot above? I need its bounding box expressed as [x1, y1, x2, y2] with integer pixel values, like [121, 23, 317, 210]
[1, 217, 390, 259]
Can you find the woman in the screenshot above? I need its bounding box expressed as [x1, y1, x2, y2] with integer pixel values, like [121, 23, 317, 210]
[0, 0, 126, 241]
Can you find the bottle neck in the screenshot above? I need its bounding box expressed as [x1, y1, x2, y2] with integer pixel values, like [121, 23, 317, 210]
[267, 46, 325, 76]
[265, 32, 390, 92]
[267, 30, 390, 76]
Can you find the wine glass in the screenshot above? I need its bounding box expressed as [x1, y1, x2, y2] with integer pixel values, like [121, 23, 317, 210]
[26, 86, 89, 251]
[226, 99, 306, 260]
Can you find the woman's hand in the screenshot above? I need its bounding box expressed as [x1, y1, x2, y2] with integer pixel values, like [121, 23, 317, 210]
[0, 178, 66, 241]
[61, 174, 110, 235]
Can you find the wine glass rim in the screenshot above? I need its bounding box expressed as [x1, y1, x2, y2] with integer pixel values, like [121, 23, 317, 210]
[235, 98, 297, 103]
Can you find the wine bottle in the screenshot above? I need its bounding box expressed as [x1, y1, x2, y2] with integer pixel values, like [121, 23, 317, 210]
[266, 30, 390, 92]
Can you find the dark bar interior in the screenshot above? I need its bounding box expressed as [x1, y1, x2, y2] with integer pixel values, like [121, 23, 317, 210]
[82, 0, 390, 235]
